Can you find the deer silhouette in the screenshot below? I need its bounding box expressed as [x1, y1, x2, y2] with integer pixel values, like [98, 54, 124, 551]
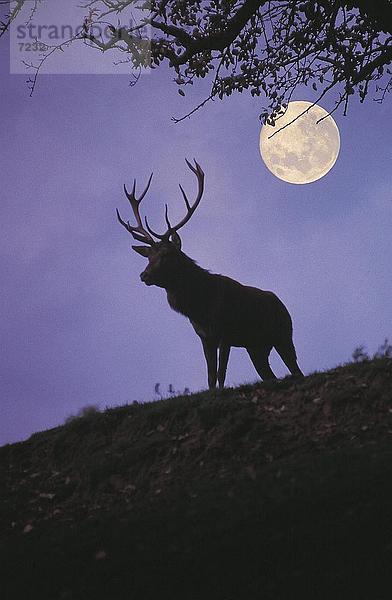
[117, 159, 303, 389]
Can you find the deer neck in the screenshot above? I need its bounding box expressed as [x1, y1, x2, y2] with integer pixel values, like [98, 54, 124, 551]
[165, 261, 211, 321]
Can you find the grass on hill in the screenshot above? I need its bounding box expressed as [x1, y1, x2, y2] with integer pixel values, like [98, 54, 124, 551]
[1, 357, 392, 599]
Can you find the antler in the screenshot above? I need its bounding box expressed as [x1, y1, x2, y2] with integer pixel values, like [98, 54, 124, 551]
[144, 159, 205, 241]
[116, 173, 156, 246]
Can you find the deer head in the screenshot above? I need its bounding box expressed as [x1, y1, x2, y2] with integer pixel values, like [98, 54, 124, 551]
[116, 159, 204, 288]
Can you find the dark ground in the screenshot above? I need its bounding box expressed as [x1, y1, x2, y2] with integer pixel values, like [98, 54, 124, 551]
[1, 358, 392, 599]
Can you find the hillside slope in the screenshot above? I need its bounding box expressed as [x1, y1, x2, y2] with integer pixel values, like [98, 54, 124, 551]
[1, 359, 392, 599]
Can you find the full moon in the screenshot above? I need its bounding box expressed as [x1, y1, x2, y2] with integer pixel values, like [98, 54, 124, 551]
[259, 101, 340, 184]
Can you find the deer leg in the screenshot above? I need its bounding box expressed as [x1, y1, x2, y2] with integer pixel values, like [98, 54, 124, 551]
[218, 343, 231, 389]
[274, 340, 304, 377]
[201, 338, 218, 389]
[246, 345, 276, 380]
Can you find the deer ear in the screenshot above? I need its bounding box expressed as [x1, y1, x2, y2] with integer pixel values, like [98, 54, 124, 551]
[170, 231, 182, 250]
[132, 245, 151, 257]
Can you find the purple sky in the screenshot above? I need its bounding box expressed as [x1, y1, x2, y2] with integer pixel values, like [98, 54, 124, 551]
[1, 23, 391, 446]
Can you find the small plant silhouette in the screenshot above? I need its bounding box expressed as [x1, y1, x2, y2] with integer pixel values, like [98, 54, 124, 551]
[65, 404, 100, 424]
[154, 383, 191, 399]
[352, 345, 369, 363]
[352, 338, 392, 363]
[374, 338, 392, 359]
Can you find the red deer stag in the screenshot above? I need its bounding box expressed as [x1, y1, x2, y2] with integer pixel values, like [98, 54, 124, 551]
[117, 159, 304, 389]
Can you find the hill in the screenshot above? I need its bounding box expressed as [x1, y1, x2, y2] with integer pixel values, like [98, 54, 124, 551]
[1, 358, 392, 599]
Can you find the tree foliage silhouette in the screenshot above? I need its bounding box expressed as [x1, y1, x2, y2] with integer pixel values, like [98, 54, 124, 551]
[2, 1, 391, 120]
